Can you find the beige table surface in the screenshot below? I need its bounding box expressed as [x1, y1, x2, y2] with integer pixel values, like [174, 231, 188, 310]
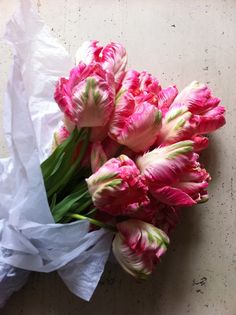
[0, 0, 236, 314]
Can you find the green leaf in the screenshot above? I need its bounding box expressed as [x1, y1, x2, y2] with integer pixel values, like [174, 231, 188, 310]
[52, 189, 90, 223]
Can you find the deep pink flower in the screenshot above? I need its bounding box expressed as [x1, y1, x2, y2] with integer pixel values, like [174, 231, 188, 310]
[173, 81, 225, 134]
[54, 63, 115, 128]
[137, 140, 193, 184]
[86, 155, 149, 216]
[156, 81, 225, 147]
[112, 219, 169, 278]
[137, 143, 210, 206]
[75, 40, 127, 89]
[109, 70, 162, 152]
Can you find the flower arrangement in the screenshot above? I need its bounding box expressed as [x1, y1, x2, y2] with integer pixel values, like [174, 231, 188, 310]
[0, 1, 225, 306]
[47, 39, 225, 279]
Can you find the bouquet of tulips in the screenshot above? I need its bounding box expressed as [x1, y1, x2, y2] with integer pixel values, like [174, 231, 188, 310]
[49, 38, 225, 274]
[0, 1, 225, 306]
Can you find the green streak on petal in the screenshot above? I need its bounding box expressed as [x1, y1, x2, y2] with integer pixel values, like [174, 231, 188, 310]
[154, 110, 162, 124]
[106, 178, 122, 188]
[115, 89, 126, 105]
[174, 118, 186, 130]
[166, 107, 188, 123]
[93, 90, 102, 105]
[94, 172, 118, 183]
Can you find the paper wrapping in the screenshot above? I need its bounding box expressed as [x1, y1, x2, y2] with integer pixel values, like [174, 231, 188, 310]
[0, 0, 113, 306]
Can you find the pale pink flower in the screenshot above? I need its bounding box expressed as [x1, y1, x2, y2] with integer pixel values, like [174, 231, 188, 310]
[112, 219, 169, 278]
[86, 155, 149, 216]
[75, 40, 127, 89]
[54, 63, 115, 128]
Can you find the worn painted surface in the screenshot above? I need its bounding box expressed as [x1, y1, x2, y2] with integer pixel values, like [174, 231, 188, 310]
[0, 0, 236, 314]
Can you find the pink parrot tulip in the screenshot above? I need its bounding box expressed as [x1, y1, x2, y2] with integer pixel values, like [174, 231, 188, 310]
[112, 219, 169, 279]
[54, 63, 115, 128]
[156, 81, 225, 148]
[172, 81, 225, 133]
[86, 155, 149, 216]
[109, 70, 162, 152]
[75, 40, 127, 89]
[137, 142, 210, 206]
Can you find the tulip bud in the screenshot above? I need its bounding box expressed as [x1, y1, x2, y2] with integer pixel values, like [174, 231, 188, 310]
[86, 155, 149, 216]
[112, 219, 169, 279]
[75, 40, 127, 89]
[137, 144, 210, 206]
[136, 140, 194, 184]
[110, 101, 162, 152]
[52, 126, 70, 151]
[54, 63, 115, 128]
[171, 81, 226, 134]
[109, 69, 163, 152]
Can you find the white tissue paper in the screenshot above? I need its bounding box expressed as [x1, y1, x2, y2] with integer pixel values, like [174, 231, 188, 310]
[0, 0, 113, 307]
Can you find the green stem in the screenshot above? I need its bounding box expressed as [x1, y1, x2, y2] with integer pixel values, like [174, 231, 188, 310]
[48, 129, 90, 198]
[69, 213, 117, 232]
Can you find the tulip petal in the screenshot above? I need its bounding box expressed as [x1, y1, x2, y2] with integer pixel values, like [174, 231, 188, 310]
[158, 85, 178, 113]
[112, 102, 162, 152]
[192, 135, 209, 152]
[75, 40, 102, 65]
[196, 106, 226, 134]
[136, 140, 193, 184]
[150, 185, 196, 206]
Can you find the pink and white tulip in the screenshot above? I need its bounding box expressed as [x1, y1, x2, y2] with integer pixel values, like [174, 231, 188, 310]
[137, 140, 194, 184]
[169, 81, 225, 134]
[86, 155, 149, 216]
[156, 81, 225, 147]
[137, 143, 210, 206]
[109, 70, 162, 152]
[112, 219, 169, 279]
[75, 40, 127, 89]
[54, 63, 115, 128]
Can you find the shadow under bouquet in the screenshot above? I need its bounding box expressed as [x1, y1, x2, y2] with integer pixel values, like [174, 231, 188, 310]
[0, 0, 225, 306]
